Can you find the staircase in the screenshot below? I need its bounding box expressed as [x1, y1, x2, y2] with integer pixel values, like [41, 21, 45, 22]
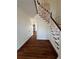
[34, 0, 61, 59]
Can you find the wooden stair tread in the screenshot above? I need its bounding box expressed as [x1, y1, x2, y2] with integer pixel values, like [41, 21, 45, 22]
[17, 32, 58, 59]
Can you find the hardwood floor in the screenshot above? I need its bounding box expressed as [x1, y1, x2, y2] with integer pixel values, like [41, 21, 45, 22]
[17, 32, 58, 59]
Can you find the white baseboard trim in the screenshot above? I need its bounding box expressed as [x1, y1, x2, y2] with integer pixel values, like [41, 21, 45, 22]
[17, 34, 32, 50]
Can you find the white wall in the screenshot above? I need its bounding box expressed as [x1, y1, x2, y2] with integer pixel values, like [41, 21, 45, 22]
[17, 8, 33, 50]
[50, 0, 61, 25]
[17, 0, 37, 50]
[34, 15, 49, 40]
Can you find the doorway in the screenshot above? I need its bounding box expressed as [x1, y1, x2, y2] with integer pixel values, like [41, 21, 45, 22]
[33, 24, 36, 35]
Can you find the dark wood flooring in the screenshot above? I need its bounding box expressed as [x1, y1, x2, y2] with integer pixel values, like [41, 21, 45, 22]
[17, 32, 58, 59]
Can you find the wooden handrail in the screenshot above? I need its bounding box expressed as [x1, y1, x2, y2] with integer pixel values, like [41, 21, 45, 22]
[34, 0, 38, 13]
[37, 0, 50, 14]
[36, 0, 61, 31]
[50, 13, 61, 30]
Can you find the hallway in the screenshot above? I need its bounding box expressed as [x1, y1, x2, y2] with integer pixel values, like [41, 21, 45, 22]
[17, 32, 58, 59]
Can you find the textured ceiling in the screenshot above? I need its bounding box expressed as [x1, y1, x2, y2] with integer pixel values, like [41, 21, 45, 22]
[17, 0, 36, 17]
